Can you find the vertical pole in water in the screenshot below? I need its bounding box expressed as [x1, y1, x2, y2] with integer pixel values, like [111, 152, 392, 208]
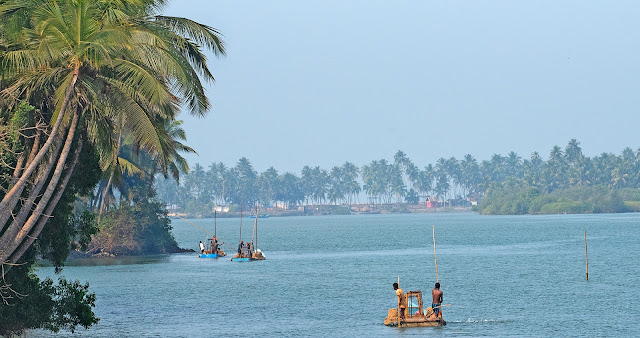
[239, 206, 243, 243]
[214, 210, 217, 237]
[585, 231, 589, 281]
[397, 276, 400, 327]
[253, 205, 258, 255]
[433, 225, 439, 283]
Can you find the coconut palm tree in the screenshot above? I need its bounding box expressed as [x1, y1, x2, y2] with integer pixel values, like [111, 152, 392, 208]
[257, 167, 279, 207]
[340, 161, 360, 205]
[0, 0, 225, 264]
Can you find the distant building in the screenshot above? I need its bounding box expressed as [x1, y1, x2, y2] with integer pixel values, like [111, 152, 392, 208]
[274, 201, 289, 210]
[213, 206, 230, 213]
[426, 197, 438, 208]
[467, 193, 480, 206]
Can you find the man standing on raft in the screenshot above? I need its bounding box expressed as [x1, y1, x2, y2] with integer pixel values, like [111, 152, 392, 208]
[393, 283, 407, 320]
[432, 282, 443, 318]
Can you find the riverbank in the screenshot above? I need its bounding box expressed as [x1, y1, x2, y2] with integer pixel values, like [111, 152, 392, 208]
[168, 203, 473, 219]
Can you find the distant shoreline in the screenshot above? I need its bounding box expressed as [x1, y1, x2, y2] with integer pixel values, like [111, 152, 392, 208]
[168, 204, 474, 219]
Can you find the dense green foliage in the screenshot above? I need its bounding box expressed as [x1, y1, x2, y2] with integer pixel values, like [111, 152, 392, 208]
[155, 140, 640, 215]
[0, 251, 98, 337]
[477, 184, 631, 215]
[0, 141, 101, 336]
[87, 185, 181, 256]
[1, 0, 224, 334]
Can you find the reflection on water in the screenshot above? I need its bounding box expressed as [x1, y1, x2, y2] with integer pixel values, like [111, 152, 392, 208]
[39, 254, 174, 267]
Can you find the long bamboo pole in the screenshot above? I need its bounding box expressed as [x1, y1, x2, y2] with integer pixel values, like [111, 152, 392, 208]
[397, 275, 400, 327]
[251, 206, 258, 254]
[214, 210, 217, 237]
[239, 206, 243, 243]
[254, 206, 258, 254]
[433, 225, 439, 283]
[584, 231, 589, 281]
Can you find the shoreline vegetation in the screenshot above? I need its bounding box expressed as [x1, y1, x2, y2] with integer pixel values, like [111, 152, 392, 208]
[156, 139, 640, 218]
[168, 204, 473, 219]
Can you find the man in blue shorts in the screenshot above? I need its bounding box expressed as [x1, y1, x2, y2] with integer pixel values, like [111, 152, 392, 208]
[432, 282, 443, 318]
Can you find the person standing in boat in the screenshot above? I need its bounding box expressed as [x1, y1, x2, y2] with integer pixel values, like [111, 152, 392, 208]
[432, 282, 443, 318]
[199, 241, 205, 254]
[247, 242, 252, 257]
[393, 283, 407, 320]
[212, 236, 219, 254]
[237, 241, 244, 256]
[242, 242, 250, 257]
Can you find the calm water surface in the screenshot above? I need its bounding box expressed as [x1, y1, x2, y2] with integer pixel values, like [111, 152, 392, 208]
[33, 213, 640, 337]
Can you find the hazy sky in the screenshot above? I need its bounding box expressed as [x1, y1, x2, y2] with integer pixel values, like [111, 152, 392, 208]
[165, 1, 640, 173]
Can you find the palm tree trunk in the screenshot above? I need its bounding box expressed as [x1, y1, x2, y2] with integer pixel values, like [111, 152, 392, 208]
[0, 108, 79, 263]
[0, 131, 65, 245]
[9, 137, 83, 265]
[0, 64, 79, 224]
[98, 128, 123, 222]
[0, 131, 66, 253]
[98, 174, 113, 221]
[10, 130, 41, 185]
[94, 181, 105, 212]
[21, 130, 41, 173]
[10, 155, 25, 185]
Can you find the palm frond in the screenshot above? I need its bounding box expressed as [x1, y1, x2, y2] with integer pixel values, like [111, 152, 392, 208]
[153, 15, 226, 56]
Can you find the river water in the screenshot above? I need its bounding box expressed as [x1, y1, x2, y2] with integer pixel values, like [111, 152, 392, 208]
[33, 212, 640, 337]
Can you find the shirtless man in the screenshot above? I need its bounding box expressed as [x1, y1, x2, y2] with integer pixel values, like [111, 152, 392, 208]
[212, 236, 219, 254]
[432, 282, 443, 318]
[393, 283, 407, 320]
[237, 241, 244, 256]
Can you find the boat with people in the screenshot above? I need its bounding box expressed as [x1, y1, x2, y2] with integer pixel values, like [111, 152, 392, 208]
[384, 288, 446, 327]
[199, 236, 226, 258]
[180, 211, 230, 258]
[384, 226, 447, 328]
[232, 206, 266, 262]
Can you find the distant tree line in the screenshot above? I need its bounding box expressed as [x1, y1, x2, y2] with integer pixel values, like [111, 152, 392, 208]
[155, 139, 640, 215]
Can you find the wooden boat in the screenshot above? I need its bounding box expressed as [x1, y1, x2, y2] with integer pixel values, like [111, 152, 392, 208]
[197, 211, 227, 258]
[385, 226, 447, 327]
[231, 206, 265, 262]
[384, 290, 446, 327]
[199, 239, 226, 258]
[199, 251, 224, 258]
[230, 249, 265, 261]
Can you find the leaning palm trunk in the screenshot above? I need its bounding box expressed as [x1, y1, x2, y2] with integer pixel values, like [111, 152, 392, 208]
[0, 108, 79, 263]
[0, 131, 66, 256]
[22, 130, 44, 170]
[9, 131, 40, 185]
[0, 65, 79, 227]
[98, 173, 114, 221]
[9, 137, 84, 265]
[98, 128, 123, 222]
[10, 155, 25, 185]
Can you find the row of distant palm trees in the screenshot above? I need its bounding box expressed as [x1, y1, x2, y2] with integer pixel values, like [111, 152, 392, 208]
[155, 139, 640, 212]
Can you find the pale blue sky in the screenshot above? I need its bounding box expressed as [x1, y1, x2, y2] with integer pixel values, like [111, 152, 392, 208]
[165, 1, 640, 173]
